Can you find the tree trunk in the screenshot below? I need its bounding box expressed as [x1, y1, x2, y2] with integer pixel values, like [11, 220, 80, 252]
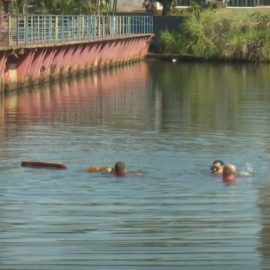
[158, 0, 172, 15]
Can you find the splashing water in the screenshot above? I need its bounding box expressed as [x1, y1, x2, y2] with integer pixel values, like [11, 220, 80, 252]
[245, 163, 253, 174]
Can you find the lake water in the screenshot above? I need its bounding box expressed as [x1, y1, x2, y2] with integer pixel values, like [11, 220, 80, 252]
[0, 61, 270, 269]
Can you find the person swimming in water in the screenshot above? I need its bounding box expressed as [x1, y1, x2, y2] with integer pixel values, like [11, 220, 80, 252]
[88, 161, 126, 176]
[88, 161, 135, 177]
[111, 161, 127, 176]
[210, 160, 225, 176]
[210, 160, 251, 177]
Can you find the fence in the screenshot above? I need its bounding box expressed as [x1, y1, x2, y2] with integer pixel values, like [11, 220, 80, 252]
[173, 0, 269, 6]
[173, 0, 192, 5]
[228, 0, 261, 6]
[0, 14, 153, 49]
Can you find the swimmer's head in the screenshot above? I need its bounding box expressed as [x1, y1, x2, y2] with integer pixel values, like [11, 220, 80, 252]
[210, 160, 224, 175]
[222, 164, 236, 182]
[114, 161, 127, 177]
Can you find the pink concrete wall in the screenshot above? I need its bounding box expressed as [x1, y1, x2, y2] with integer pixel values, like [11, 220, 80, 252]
[0, 35, 153, 92]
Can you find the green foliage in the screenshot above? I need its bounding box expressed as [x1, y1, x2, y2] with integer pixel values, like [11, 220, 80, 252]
[223, 12, 270, 61]
[159, 30, 178, 53]
[184, 9, 217, 57]
[159, 7, 270, 62]
[262, 39, 270, 60]
[11, 0, 112, 14]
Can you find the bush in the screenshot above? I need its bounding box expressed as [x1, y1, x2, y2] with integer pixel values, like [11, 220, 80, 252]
[158, 7, 270, 62]
[159, 30, 179, 53]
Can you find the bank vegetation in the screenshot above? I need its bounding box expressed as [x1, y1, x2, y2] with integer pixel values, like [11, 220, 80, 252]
[159, 5, 270, 62]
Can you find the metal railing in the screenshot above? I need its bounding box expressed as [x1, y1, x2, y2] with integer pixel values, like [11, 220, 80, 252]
[173, 0, 191, 5]
[173, 0, 268, 6]
[0, 14, 153, 49]
[228, 0, 261, 6]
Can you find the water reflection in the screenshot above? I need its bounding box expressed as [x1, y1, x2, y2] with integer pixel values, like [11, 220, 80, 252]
[0, 61, 270, 269]
[2, 62, 270, 137]
[1, 63, 151, 128]
[149, 61, 270, 135]
[258, 182, 270, 269]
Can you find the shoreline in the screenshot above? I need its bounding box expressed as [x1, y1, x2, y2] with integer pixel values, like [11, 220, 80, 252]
[146, 53, 269, 64]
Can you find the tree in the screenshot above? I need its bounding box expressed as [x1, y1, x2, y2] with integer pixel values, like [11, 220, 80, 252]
[143, 0, 174, 15]
[159, 0, 174, 15]
[11, 0, 114, 14]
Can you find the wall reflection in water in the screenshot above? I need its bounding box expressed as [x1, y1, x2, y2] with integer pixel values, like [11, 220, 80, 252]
[2, 61, 270, 138]
[0, 62, 162, 139]
[3, 64, 148, 123]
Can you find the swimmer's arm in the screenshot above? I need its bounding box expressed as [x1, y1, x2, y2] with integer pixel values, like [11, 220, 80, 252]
[237, 170, 252, 177]
[129, 171, 143, 176]
[87, 166, 112, 173]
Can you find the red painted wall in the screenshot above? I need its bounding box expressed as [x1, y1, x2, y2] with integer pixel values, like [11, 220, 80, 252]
[0, 35, 153, 92]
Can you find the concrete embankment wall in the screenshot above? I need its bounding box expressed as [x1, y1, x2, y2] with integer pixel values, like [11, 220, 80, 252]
[0, 35, 153, 93]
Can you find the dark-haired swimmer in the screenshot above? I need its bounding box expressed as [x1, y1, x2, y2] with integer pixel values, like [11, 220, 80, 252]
[87, 161, 142, 177]
[210, 160, 224, 176]
[111, 161, 127, 177]
[211, 159, 251, 182]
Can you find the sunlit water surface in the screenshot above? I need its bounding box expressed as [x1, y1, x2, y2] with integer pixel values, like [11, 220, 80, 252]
[0, 61, 270, 269]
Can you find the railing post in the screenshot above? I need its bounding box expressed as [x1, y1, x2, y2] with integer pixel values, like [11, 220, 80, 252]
[115, 16, 119, 36]
[144, 17, 146, 33]
[42, 16, 44, 44]
[67, 16, 69, 42]
[7, 14, 10, 47]
[120, 16, 122, 35]
[131, 16, 134, 34]
[33, 15, 36, 45]
[97, 16, 100, 38]
[48, 16, 51, 43]
[94, 16, 97, 39]
[71, 16, 73, 41]
[124, 16, 127, 35]
[72, 16, 75, 41]
[102, 16, 105, 38]
[25, 15, 29, 46]
[112, 16, 116, 37]
[61, 16, 64, 43]
[16, 15, 20, 46]
[87, 16, 91, 40]
[54, 16, 57, 44]
[67, 16, 70, 42]
[128, 16, 131, 35]
[80, 16, 83, 40]
[136, 16, 138, 34]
